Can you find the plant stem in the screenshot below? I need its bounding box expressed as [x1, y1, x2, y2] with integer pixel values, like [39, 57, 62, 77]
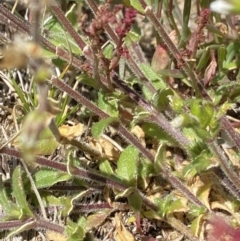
[214, 167, 240, 200]
[167, 215, 199, 241]
[210, 141, 240, 192]
[112, 74, 190, 148]
[1, 147, 127, 191]
[85, 0, 156, 94]
[49, 1, 86, 51]
[144, 5, 205, 97]
[50, 76, 153, 160]
[0, 218, 34, 230]
[221, 117, 240, 152]
[50, 77, 205, 209]
[0, 218, 64, 235]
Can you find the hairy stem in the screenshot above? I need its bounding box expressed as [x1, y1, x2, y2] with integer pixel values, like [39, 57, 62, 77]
[143, 5, 205, 97]
[49, 1, 86, 51]
[50, 76, 153, 160]
[0, 147, 127, 191]
[0, 218, 64, 235]
[112, 74, 190, 148]
[210, 141, 240, 192]
[221, 117, 240, 152]
[50, 76, 205, 209]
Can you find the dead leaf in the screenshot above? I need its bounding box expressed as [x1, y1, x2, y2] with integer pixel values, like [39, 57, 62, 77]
[131, 125, 146, 147]
[46, 230, 67, 241]
[59, 123, 85, 140]
[151, 31, 177, 72]
[86, 210, 112, 231]
[114, 213, 135, 241]
[88, 136, 120, 161]
[211, 199, 235, 214]
[196, 183, 213, 210]
[204, 50, 217, 86]
[189, 175, 212, 210]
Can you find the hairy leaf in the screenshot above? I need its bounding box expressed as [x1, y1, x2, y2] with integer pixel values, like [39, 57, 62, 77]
[99, 159, 114, 175]
[116, 146, 139, 185]
[130, 0, 144, 13]
[12, 166, 33, 219]
[33, 169, 71, 189]
[44, 16, 82, 55]
[91, 117, 118, 138]
[0, 179, 21, 220]
[97, 91, 119, 117]
[65, 218, 86, 241]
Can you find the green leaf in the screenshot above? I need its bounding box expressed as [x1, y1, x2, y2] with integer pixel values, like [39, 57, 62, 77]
[65, 3, 77, 26]
[65, 218, 86, 241]
[170, 114, 195, 129]
[44, 16, 82, 55]
[97, 91, 119, 117]
[130, 0, 144, 13]
[128, 191, 142, 212]
[77, 74, 98, 88]
[0, 179, 21, 220]
[142, 123, 176, 144]
[190, 100, 215, 129]
[11, 77, 31, 112]
[40, 191, 61, 206]
[156, 69, 185, 78]
[190, 214, 205, 237]
[124, 30, 141, 47]
[170, 95, 184, 113]
[116, 146, 139, 185]
[138, 157, 155, 178]
[142, 85, 154, 101]
[183, 149, 213, 177]
[91, 117, 118, 138]
[217, 46, 227, 72]
[190, 99, 202, 120]
[102, 42, 114, 59]
[188, 204, 207, 218]
[154, 144, 166, 173]
[168, 199, 189, 214]
[151, 88, 173, 111]
[99, 160, 114, 175]
[140, 63, 166, 90]
[196, 49, 210, 72]
[12, 166, 33, 218]
[179, 0, 191, 46]
[33, 128, 60, 155]
[60, 196, 73, 217]
[155, 195, 172, 218]
[34, 169, 71, 189]
[42, 47, 57, 59]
